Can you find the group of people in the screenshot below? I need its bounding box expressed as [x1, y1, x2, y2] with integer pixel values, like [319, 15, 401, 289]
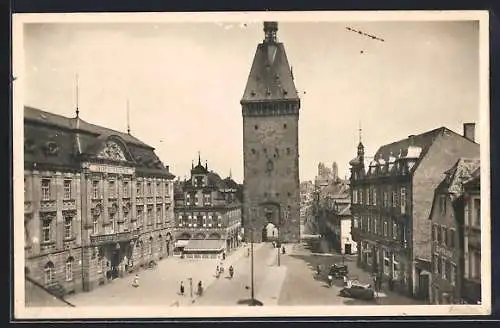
[215, 261, 234, 279]
[179, 280, 204, 296]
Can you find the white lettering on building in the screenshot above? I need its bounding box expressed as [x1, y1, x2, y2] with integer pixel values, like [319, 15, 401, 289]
[84, 163, 135, 175]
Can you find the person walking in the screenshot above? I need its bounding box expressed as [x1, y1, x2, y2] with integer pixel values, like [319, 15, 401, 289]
[180, 281, 185, 296]
[197, 281, 203, 296]
[132, 273, 139, 288]
[343, 275, 348, 287]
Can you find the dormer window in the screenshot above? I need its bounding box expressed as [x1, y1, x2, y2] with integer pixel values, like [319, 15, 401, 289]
[195, 176, 204, 187]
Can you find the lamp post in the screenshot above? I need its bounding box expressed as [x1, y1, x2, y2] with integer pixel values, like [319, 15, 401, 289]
[188, 277, 193, 300]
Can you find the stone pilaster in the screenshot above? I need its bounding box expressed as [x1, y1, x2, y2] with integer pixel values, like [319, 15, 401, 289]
[55, 172, 63, 250]
[102, 173, 109, 227]
[117, 174, 123, 232]
[31, 171, 41, 255]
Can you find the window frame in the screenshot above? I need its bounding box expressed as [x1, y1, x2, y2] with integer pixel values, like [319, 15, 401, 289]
[41, 178, 51, 201]
[63, 179, 72, 200]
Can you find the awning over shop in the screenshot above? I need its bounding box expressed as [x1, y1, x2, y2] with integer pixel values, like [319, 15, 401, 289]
[184, 239, 225, 252]
[174, 240, 189, 248]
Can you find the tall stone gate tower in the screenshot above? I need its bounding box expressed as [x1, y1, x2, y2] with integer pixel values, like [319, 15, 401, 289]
[241, 22, 301, 243]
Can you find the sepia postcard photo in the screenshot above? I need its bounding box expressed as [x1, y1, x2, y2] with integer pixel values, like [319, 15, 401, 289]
[12, 10, 491, 319]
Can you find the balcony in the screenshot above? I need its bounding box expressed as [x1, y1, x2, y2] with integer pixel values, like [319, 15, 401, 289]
[24, 201, 33, 213]
[136, 197, 144, 206]
[174, 224, 226, 236]
[156, 196, 163, 203]
[62, 199, 76, 211]
[90, 230, 139, 245]
[39, 200, 57, 212]
[147, 197, 154, 204]
[164, 196, 172, 204]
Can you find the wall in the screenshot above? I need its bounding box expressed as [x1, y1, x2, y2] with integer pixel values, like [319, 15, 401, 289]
[243, 114, 300, 242]
[412, 131, 479, 294]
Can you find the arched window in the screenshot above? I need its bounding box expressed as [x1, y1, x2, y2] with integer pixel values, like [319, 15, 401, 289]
[44, 261, 55, 286]
[65, 257, 74, 281]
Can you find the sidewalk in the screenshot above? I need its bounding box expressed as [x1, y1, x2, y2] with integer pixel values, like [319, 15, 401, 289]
[65, 245, 260, 307]
[182, 243, 265, 306]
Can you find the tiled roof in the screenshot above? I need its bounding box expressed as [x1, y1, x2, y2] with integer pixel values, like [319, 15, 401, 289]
[374, 127, 445, 163]
[241, 42, 299, 102]
[24, 106, 174, 179]
[443, 158, 480, 200]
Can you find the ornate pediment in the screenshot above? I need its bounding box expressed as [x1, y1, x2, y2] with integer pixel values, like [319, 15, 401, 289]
[97, 141, 127, 162]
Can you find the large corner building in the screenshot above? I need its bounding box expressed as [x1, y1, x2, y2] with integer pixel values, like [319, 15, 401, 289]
[24, 106, 175, 299]
[241, 22, 301, 243]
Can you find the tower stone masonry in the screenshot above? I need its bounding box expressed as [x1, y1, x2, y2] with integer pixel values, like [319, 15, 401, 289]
[241, 22, 301, 243]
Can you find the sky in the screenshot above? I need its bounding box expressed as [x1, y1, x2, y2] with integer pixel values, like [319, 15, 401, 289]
[23, 19, 480, 183]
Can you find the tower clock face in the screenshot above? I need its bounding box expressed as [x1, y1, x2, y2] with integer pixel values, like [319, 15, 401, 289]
[258, 120, 281, 143]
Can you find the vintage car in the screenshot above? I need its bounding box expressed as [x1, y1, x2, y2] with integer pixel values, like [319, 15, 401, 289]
[339, 281, 375, 301]
[328, 263, 349, 279]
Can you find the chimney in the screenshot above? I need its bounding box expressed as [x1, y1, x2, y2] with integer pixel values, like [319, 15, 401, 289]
[408, 135, 415, 146]
[463, 123, 475, 142]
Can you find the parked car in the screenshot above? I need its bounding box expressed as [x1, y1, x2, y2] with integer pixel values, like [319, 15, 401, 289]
[339, 281, 375, 301]
[328, 263, 348, 279]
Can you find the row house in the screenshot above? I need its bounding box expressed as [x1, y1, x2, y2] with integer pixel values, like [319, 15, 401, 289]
[173, 156, 243, 259]
[24, 106, 175, 300]
[350, 123, 479, 301]
[428, 158, 480, 304]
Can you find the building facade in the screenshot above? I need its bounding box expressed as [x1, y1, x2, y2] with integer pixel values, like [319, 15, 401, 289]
[462, 168, 481, 304]
[173, 156, 242, 259]
[350, 124, 479, 300]
[241, 21, 301, 243]
[428, 158, 480, 304]
[24, 106, 175, 298]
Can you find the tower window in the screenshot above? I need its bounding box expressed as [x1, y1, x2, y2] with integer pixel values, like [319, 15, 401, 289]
[288, 192, 292, 197]
[286, 148, 291, 155]
[264, 192, 268, 197]
[255, 125, 258, 130]
[283, 124, 287, 129]
[264, 148, 267, 153]
[251, 148, 256, 154]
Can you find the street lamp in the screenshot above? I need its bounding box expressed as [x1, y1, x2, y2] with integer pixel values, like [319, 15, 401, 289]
[188, 277, 193, 300]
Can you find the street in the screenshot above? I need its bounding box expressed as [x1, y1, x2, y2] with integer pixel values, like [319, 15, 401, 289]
[64, 242, 423, 307]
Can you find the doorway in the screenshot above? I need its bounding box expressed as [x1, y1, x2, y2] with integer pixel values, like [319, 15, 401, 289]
[345, 243, 352, 255]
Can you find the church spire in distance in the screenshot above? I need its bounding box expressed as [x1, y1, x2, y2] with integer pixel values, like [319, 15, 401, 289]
[357, 120, 365, 159]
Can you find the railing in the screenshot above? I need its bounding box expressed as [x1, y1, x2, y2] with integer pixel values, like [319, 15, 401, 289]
[62, 199, 76, 210]
[147, 197, 154, 204]
[39, 200, 57, 212]
[156, 196, 163, 203]
[90, 230, 139, 245]
[136, 197, 144, 206]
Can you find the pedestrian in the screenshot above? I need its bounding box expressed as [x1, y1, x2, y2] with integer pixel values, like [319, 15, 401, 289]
[343, 275, 348, 287]
[222, 252, 226, 260]
[197, 281, 203, 296]
[132, 273, 139, 288]
[180, 281, 185, 296]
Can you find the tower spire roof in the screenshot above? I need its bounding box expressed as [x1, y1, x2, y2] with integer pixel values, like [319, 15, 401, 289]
[240, 22, 299, 103]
